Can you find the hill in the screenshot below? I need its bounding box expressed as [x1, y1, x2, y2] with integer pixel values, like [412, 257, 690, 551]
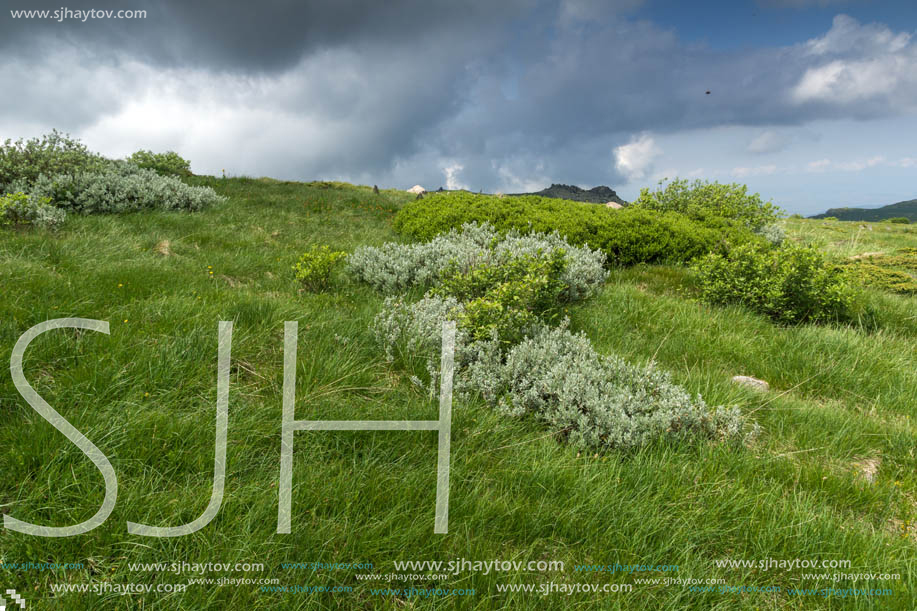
[2, 178, 916, 608]
[510, 183, 627, 204]
[810, 198, 917, 221]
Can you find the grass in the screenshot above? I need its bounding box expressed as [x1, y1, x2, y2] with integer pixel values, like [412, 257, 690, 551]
[1, 182, 915, 609]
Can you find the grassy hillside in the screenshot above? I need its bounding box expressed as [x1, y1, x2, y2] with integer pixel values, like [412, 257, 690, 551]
[810, 199, 917, 222]
[1, 178, 916, 609]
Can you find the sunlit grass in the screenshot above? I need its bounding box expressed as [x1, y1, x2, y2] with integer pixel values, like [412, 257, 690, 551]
[0, 182, 914, 609]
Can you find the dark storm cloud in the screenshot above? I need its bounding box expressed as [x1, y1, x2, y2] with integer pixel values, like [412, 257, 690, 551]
[1, 0, 536, 72]
[2, 1, 915, 192]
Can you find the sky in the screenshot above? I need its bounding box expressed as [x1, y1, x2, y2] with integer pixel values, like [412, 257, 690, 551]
[1, 0, 916, 215]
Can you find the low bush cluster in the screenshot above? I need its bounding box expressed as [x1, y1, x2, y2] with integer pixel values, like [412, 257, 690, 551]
[127, 150, 193, 177]
[0, 130, 106, 190]
[393, 191, 755, 266]
[885, 217, 911, 224]
[293, 245, 347, 291]
[694, 243, 862, 324]
[0, 131, 222, 229]
[359, 225, 752, 451]
[632, 178, 782, 232]
[348, 222, 607, 299]
[464, 323, 748, 450]
[0, 191, 67, 229]
[24, 161, 222, 214]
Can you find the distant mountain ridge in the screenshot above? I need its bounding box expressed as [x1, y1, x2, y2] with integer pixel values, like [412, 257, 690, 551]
[810, 199, 917, 222]
[509, 183, 627, 205]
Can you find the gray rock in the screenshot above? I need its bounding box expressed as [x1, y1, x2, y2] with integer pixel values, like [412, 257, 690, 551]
[732, 375, 769, 392]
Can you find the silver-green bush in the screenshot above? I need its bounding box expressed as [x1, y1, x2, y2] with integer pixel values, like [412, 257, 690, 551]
[0, 191, 66, 229]
[362, 227, 753, 451]
[25, 161, 223, 214]
[348, 222, 607, 298]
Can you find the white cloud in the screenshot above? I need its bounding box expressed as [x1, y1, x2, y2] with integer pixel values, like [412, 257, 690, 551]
[747, 130, 790, 154]
[804, 14, 911, 56]
[494, 161, 549, 193]
[891, 157, 917, 168]
[791, 58, 915, 105]
[791, 16, 917, 110]
[805, 156, 885, 173]
[806, 159, 831, 172]
[731, 165, 778, 178]
[442, 162, 468, 190]
[614, 133, 661, 182]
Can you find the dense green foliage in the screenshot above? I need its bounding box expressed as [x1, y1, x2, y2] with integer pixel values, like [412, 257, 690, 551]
[694, 243, 862, 324]
[433, 249, 568, 345]
[127, 149, 193, 177]
[632, 178, 782, 231]
[886, 217, 911, 224]
[393, 191, 753, 266]
[0, 130, 105, 191]
[292, 245, 347, 291]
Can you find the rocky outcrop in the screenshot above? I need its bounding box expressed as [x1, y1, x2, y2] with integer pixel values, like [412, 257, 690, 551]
[511, 183, 627, 205]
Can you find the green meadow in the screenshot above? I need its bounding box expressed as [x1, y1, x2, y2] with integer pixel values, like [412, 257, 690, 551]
[1, 177, 916, 609]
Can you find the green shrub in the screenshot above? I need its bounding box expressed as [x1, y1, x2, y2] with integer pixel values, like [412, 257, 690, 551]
[393, 191, 753, 267]
[632, 178, 781, 231]
[0, 130, 105, 191]
[27, 161, 223, 214]
[822, 216, 839, 221]
[694, 243, 862, 325]
[293, 245, 347, 291]
[0, 191, 66, 229]
[128, 150, 192, 177]
[885, 217, 911, 224]
[432, 249, 568, 345]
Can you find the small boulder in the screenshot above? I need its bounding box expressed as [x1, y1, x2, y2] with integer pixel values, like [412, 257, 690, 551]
[732, 375, 769, 392]
[605, 201, 623, 209]
[407, 185, 426, 195]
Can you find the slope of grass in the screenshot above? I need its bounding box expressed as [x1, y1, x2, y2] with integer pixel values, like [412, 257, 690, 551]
[1, 181, 915, 609]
